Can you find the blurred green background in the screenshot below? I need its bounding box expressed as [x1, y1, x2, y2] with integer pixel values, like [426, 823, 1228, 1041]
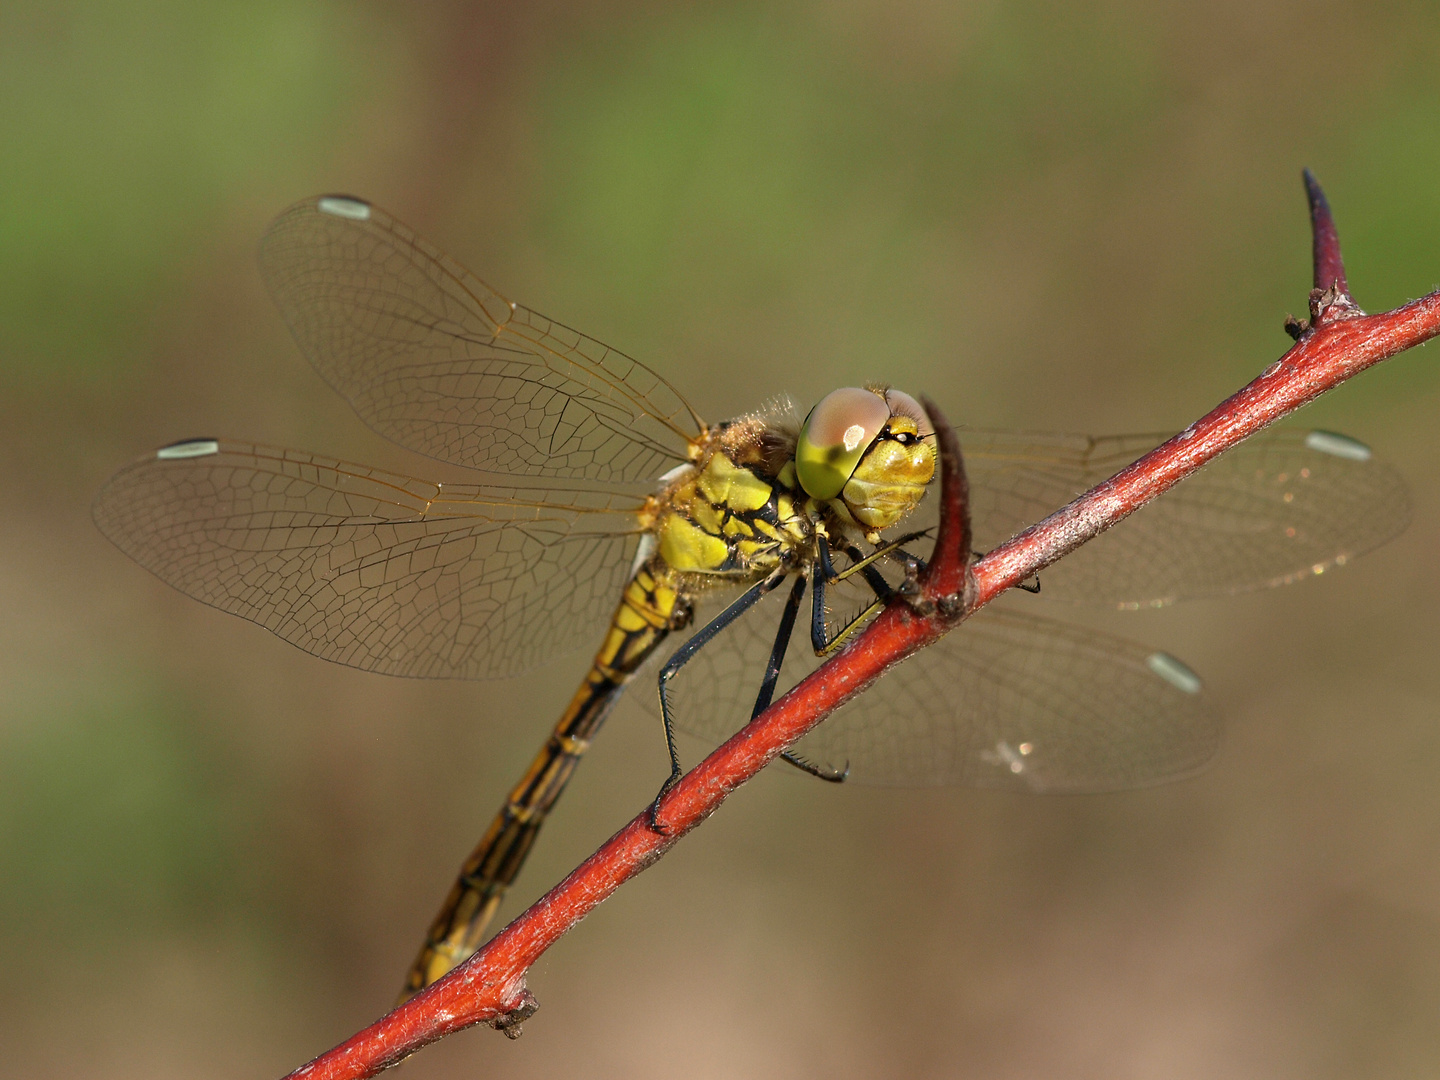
[4, 2, 1440, 1077]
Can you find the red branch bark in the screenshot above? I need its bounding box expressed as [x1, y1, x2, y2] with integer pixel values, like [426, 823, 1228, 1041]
[281, 174, 1440, 1080]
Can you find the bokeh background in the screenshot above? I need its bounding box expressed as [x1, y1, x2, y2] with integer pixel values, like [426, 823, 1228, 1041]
[5, 2, 1440, 1077]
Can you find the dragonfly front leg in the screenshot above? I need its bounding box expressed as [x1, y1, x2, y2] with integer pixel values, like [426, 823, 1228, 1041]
[810, 533, 930, 656]
[651, 567, 789, 832]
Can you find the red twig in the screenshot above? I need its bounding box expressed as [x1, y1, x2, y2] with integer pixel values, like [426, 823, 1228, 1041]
[280, 173, 1440, 1080]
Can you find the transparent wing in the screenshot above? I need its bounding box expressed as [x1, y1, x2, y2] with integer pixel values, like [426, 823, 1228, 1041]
[93, 440, 645, 679]
[928, 427, 1410, 607]
[646, 583, 1217, 793]
[258, 195, 702, 482]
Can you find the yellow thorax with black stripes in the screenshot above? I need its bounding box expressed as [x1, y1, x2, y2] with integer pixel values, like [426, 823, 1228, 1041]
[654, 438, 809, 576]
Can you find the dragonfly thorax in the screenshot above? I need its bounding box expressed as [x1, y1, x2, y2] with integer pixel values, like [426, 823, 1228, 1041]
[650, 429, 811, 578]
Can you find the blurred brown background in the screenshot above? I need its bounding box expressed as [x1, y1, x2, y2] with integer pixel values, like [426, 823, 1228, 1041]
[4, 2, 1440, 1077]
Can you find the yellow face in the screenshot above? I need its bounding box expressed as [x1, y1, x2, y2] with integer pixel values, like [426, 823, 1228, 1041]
[795, 387, 936, 534]
[841, 410, 936, 531]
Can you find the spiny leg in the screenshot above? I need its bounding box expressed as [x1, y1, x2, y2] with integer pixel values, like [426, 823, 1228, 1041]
[811, 534, 927, 655]
[781, 750, 849, 781]
[651, 567, 789, 830]
[836, 536, 933, 600]
[811, 535, 873, 653]
[818, 533, 893, 599]
[858, 538, 927, 602]
[832, 529, 932, 580]
[745, 572, 848, 783]
[841, 534, 940, 590]
[751, 572, 808, 717]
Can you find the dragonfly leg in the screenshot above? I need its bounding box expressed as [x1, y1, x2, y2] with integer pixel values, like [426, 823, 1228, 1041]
[746, 572, 851, 783]
[850, 537, 940, 600]
[751, 573, 808, 717]
[832, 538, 898, 598]
[841, 536, 937, 596]
[886, 544, 927, 600]
[811, 535, 896, 656]
[781, 750, 849, 782]
[832, 529, 931, 582]
[650, 567, 790, 832]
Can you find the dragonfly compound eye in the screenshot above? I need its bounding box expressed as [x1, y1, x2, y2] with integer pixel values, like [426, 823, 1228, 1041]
[796, 387, 891, 500]
[882, 389, 934, 439]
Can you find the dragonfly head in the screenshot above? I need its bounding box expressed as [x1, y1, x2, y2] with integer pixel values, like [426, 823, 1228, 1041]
[796, 386, 936, 534]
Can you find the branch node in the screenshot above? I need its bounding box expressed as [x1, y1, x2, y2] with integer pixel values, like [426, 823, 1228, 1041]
[487, 991, 539, 1040]
[1310, 283, 1365, 327]
[1302, 169, 1365, 330]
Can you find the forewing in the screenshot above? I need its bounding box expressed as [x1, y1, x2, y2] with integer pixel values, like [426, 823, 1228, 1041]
[648, 585, 1216, 793]
[952, 427, 1410, 606]
[93, 440, 644, 679]
[259, 196, 700, 482]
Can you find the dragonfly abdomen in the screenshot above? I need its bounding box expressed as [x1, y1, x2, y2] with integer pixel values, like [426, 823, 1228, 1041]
[400, 560, 690, 1000]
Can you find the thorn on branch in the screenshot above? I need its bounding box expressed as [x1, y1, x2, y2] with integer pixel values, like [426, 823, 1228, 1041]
[1289, 169, 1364, 338]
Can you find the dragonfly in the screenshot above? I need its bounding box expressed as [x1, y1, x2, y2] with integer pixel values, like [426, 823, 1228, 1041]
[93, 195, 1410, 1003]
